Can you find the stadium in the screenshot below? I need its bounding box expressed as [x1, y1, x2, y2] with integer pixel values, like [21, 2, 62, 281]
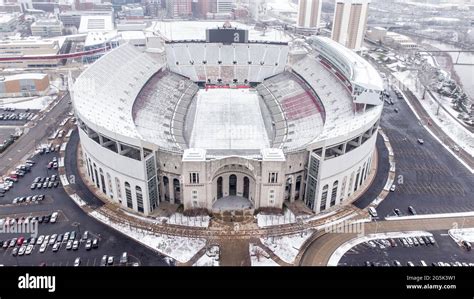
[72, 22, 384, 216]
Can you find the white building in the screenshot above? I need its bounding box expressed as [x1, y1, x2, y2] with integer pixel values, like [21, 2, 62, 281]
[78, 15, 114, 33]
[0, 13, 17, 33]
[72, 24, 383, 216]
[297, 0, 322, 28]
[30, 18, 63, 37]
[217, 0, 234, 13]
[331, 0, 370, 50]
[0, 38, 60, 68]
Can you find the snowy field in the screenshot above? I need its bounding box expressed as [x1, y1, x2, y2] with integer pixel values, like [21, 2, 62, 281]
[260, 230, 313, 264]
[393, 71, 473, 157]
[448, 228, 474, 243]
[0, 96, 54, 110]
[193, 245, 220, 267]
[327, 231, 433, 266]
[256, 209, 311, 228]
[249, 243, 279, 266]
[190, 89, 270, 150]
[90, 211, 206, 263]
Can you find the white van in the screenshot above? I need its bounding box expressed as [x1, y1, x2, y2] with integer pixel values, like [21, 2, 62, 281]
[368, 207, 378, 218]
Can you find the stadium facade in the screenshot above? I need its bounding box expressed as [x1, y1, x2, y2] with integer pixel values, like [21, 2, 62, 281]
[72, 22, 384, 216]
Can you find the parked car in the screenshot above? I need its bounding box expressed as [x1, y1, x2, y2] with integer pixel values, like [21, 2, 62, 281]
[107, 256, 114, 265]
[72, 240, 79, 251]
[52, 242, 61, 252]
[390, 185, 396, 192]
[417, 138, 424, 145]
[408, 206, 416, 215]
[462, 240, 472, 251]
[50, 212, 58, 223]
[66, 240, 73, 250]
[100, 255, 107, 266]
[85, 239, 92, 250]
[120, 252, 128, 264]
[393, 208, 401, 216]
[368, 207, 378, 218]
[74, 257, 81, 267]
[92, 238, 99, 249]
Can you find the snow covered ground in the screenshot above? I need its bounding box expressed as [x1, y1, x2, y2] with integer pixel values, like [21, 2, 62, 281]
[0, 96, 54, 111]
[256, 209, 310, 228]
[328, 231, 433, 266]
[90, 210, 206, 263]
[260, 230, 313, 264]
[448, 228, 474, 243]
[393, 71, 473, 157]
[193, 245, 220, 267]
[249, 243, 279, 266]
[157, 213, 210, 228]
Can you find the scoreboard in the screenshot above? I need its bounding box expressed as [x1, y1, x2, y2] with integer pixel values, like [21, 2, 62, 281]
[206, 28, 249, 44]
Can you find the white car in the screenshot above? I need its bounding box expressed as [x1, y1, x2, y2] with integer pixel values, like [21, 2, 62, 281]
[74, 257, 81, 267]
[39, 242, 47, 253]
[18, 246, 26, 256]
[37, 235, 45, 245]
[25, 245, 34, 255]
[390, 184, 396, 192]
[417, 138, 424, 145]
[50, 212, 58, 223]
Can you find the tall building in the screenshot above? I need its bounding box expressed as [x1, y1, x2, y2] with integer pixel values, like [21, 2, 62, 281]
[166, 0, 191, 18]
[331, 0, 370, 50]
[297, 0, 321, 28]
[216, 0, 233, 12]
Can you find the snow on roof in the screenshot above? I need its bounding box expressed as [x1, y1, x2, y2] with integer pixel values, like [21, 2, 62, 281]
[73, 44, 162, 140]
[0, 13, 16, 24]
[78, 15, 114, 33]
[84, 30, 119, 47]
[311, 36, 384, 91]
[2, 73, 48, 81]
[119, 30, 145, 40]
[151, 21, 292, 43]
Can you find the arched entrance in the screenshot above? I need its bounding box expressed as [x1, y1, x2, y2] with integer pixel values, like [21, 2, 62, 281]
[163, 176, 170, 202]
[243, 176, 249, 199]
[217, 177, 223, 199]
[173, 178, 181, 204]
[229, 174, 237, 196]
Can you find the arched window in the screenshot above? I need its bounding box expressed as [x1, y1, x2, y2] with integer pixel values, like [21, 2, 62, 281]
[354, 167, 361, 192]
[99, 168, 106, 194]
[330, 181, 338, 206]
[217, 177, 223, 199]
[136, 186, 144, 213]
[106, 173, 113, 198]
[93, 163, 99, 188]
[320, 184, 329, 211]
[162, 176, 170, 202]
[125, 182, 133, 209]
[115, 177, 122, 201]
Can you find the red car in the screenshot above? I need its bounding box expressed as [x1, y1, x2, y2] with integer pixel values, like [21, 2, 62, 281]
[16, 237, 25, 246]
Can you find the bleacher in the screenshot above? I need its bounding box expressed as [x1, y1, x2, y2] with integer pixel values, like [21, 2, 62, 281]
[165, 43, 289, 84]
[133, 70, 199, 152]
[74, 44, 161, 139]
[257, 71, 325, 151]
[292, 55, 356, 141]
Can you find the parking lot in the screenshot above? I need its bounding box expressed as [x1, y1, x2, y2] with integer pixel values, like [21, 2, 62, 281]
[370, 87, 474, 218]
[338, 230, 474, 267]
[0, 108, 38, 126]
[0, 145, 169, 266]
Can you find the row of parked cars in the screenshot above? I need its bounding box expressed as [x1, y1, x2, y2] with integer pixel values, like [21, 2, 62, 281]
[366, 235, 436, 250]
[0, 112, 35, 121]
[365, 260, 474, 267]
[0, 212, 58, 228]
[0, 160, 36, 196]
[31, 174, 60, 190]
[12, 194, 45, 205]
[38, 144, 60, 155]
[100, 252, 130, 266]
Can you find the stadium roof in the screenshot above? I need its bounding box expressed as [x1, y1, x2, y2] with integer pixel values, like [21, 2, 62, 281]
[151, 21, 292, 43]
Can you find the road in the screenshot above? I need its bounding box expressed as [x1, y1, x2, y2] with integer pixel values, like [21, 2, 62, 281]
[0, 93, 72, 175]
[300, 216, 474, 266]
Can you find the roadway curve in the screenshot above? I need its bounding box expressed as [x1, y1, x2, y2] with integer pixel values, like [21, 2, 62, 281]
[300, 216, 474, 266]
